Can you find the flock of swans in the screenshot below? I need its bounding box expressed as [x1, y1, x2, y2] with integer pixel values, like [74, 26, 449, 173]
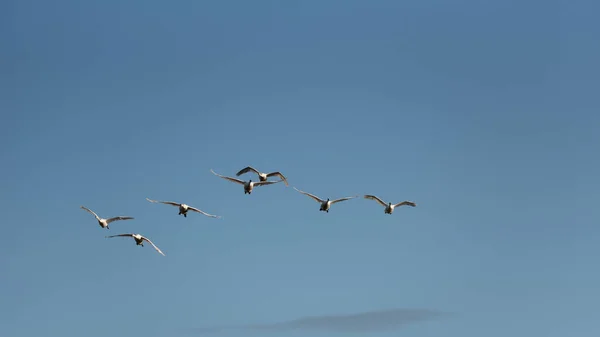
[80, 165, 417, 256]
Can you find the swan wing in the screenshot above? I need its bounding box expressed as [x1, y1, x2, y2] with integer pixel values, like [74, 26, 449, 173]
[146, 198, 180, 207]
[142, 236, 165, 256]
[106, 216, 135, 224]
[252, 180, 280, 187]
[265, 172, 289, 186]
[330, 196, 358, 204]
[188, 206, 221, 218]
[211, 169, 245, 185]
[293, 187, 324, 203]
[80, 206, 101, 220]
[393, 201, 417, 208]
[236, 166, 261, 177]
[364, 195, 387, 207]
[105, 233, 135, 239]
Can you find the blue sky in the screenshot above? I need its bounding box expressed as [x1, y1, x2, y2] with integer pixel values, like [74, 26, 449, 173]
[2, 0, 599, 336]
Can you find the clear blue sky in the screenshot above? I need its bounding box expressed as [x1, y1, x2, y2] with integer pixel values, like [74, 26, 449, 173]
[2, 0, 599, 336]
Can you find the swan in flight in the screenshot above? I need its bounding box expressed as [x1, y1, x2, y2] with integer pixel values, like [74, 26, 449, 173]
[363, 195, 417, 214]
[80, 206, 134, 229]
[105, 233, 165, 256]
[235, 166, 289, 186]
[145, 198, 221, 218]
[293, 187, 357, 213]
[210, 169, 282, 194]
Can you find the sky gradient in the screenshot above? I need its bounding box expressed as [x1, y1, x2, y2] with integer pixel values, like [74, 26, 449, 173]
[2, 0, 599, 336]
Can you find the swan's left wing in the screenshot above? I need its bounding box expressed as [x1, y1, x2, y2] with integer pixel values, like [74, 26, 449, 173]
[265, 172, 289, 186]
[330, 196, 358, 204]
[252, 180, 280, 187]
[393, 201, 417, 208]
[188, 206, 221, 218]
[142, 236, 166, 256]
[106, 216, 135, 224]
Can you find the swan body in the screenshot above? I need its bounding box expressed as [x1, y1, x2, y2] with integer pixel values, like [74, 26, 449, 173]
[363, 195, 417, 214]
[236, 166, 289, 186]
[105, 233, 165, 256]
[293, 187, 357, 213]
[145, 198, 221, 218]
[211, 169, 282, 194]
[80, 206, 134, 229]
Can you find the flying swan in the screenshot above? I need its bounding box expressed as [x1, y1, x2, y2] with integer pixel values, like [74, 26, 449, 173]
[293, 187, 357, 213]
[235, 166, 289, 186]
[210, 169, 282, 194]
[363, 195, 417, 214]
[145, 198, 221, 218]
[80, 205, 134, 229]
[105, 233, 165, 256]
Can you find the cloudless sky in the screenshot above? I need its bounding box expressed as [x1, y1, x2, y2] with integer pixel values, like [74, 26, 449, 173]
[2, 0, 599, 336]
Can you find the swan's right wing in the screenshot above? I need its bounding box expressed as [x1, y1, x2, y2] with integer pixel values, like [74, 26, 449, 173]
[146, 198, 180, 207]
[80, 206, 100, 220]
[142, 236, 166, 256]
[293, 187, 324, 203]
[105, 233, 135, 239]
[363, 195, 387, 207]
[236, 166, 261, 177]
[210, 169, 245, 185]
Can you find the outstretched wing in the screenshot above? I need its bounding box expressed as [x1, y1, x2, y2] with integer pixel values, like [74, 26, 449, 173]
[188, 206, 221, 219]
[364, 195, 387, 207]
[106, 216, 135, 224]
[253, 180, 280, 187]
[266, 172, 289, 186]
[105, 233, 135, 239]
[210, 169, 245, 185]
[293, 187, 324, 203]
[146, 198, 180, 207]
[236, 166, 261, 177]
[330, 196, 358, 204]
[81, 206, 101, 220]
[393, 201, 417, 208]
[142, 236, 166, 256]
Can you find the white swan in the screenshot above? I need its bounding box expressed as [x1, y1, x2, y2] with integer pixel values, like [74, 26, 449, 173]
[211, 169, 282, 194]
[293, 187, 357, 213]
[363, 195, 417, 214]
[105, 233, 165, 256]
[145, 198, 221, 218]
[80, 206, 134, 229]
[235, 166, 289, 186]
